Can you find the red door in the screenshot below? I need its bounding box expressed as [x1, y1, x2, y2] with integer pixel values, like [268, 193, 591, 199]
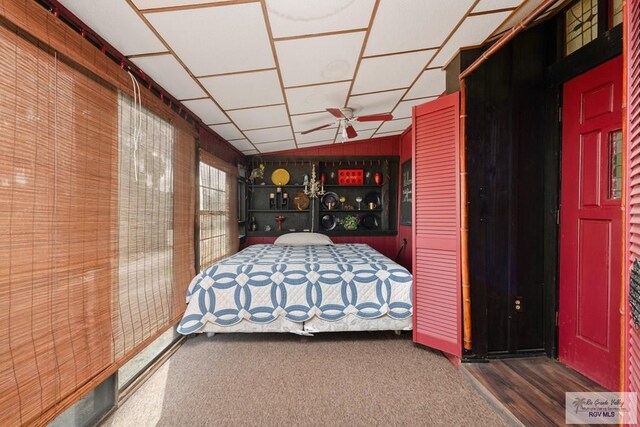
[559, 56, 622, 390]
[412, 92, 461, 357]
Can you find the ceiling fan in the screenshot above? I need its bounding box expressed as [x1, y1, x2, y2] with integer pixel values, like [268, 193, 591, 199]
[301, 108, 393, 141]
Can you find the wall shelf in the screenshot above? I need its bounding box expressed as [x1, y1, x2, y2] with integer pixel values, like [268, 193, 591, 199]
[249, 209, 309, 213]
[319, 209, 383, 213]
[246, 156, 398, 237]
[322, 184, 383, 189]
[249, 184, 304, 189]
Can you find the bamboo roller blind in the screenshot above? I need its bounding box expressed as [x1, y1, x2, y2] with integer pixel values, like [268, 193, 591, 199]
[0, 0, 198, 424]
[0, 23, 116, 425]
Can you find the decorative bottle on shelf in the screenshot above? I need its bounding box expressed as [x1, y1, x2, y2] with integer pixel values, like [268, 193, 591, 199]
[250, 216, 257, 232]
[374, 172, 383, 185]
[282, 192, 289, 209]
[269, 193, 276, 210]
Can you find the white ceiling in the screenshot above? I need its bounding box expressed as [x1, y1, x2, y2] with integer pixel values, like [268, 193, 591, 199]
[59, 0, 543, 154]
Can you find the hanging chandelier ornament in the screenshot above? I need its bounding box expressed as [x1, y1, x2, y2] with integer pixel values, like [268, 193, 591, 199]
[303, 164, 326, 199]
[303, 164, 325, 233]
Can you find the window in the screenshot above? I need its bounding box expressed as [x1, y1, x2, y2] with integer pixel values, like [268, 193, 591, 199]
[237, 178, 246, 237]
[609, 130, 622, 199]
[565, 0, 623, 55]
[118, 327, 180, 390]
[199, 150, 239, 271]
[611, 0, 622, 27]
[565, 0, 599, 55]
[49, 375, 116, 427]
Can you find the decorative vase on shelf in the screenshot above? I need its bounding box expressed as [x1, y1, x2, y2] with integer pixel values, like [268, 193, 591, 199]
[275, 215, 286, 231]
[342, 215, 358, 231]
[374, 172, 382, 185]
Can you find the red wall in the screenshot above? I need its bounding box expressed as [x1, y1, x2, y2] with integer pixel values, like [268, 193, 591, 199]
[269, 135, 400, 157]
[396, 127, 413, 270]
[199, 127, 246, 166]
[244, 135, 410, 263]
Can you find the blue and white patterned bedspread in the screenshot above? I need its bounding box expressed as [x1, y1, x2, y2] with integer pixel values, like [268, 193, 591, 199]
[178, 244, 412, 334]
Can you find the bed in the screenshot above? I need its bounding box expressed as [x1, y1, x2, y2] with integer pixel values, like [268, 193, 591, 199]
[177, 236, 412, 336]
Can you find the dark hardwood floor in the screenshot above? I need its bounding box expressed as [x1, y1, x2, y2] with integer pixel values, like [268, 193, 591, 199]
[461, 357, 608, 426]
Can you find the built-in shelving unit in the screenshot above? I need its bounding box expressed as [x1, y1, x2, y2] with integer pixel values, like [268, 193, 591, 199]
[246, 156, 398, 237]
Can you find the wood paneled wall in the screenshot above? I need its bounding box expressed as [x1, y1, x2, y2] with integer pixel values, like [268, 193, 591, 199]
[199, 126, 245, 169]
[462, 21, 558, 357]
[267, 135, 401, 157]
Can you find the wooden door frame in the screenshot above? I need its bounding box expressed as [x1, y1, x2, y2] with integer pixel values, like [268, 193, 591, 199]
[456, 15, 621, 360]
[544, 23, 623, 361]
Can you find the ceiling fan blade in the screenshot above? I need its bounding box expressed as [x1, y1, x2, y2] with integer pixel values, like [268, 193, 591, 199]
[300, 123, 332, 135]
[326, 108, 346, 119]
[345, 125, 358, 139]
[356, 113, 393, 122]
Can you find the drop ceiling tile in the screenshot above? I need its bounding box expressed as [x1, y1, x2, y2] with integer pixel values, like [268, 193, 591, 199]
[347, 89, 405, 117]
[59, 0, 166, 55]
[365, 0, 475, 56]
[351, 121, 383, 131]
[404, 69, 446, 99]
[182, 99, 228, 124]
[200, 70, 283, 110]
[276, 32, 365, 87]
[335, 128, 375, 143]
[133, 0, 229, 9]
[351, 50, 434, 94]
[244, 126, 294, 144]
[377, 118, 411, 134]
[290, 112, 337, 133]
[145, 3, 274, 76]
[228, 105, 290, 130]
[431, 11, 512, 68]
[209, 123, 244, 141]
[243, 149, 259, 155]
[295, 128, 337, 144]
[473, 0, 522, 13]
[285, 81, 351, 114]
[494, 0, 559, 34]
[255, 140, 297, 153]
[266, 0, 376, 38]
[393, 96, 437, 118]
[228, 139, 255, 152]
[130, 54, 205, 100]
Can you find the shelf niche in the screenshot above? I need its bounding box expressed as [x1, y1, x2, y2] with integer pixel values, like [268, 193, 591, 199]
[246, 156, 399, 237]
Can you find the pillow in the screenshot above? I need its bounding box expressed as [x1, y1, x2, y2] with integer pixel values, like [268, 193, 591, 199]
[274, 232, 334, 246]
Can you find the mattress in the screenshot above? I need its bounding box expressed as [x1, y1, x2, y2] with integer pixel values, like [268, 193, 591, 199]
[177, 244, 413, 334]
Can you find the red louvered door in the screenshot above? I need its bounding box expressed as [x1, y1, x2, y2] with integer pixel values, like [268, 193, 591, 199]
[626, 0, 640, 401]
[412, 92, 461, 357]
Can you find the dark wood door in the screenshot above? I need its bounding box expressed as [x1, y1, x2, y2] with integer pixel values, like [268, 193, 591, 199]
[412, 92, 461, 357]
[559, 56, 622, 390]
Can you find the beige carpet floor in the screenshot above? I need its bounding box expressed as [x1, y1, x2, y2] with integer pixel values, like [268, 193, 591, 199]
[102, 332, 506, 427]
